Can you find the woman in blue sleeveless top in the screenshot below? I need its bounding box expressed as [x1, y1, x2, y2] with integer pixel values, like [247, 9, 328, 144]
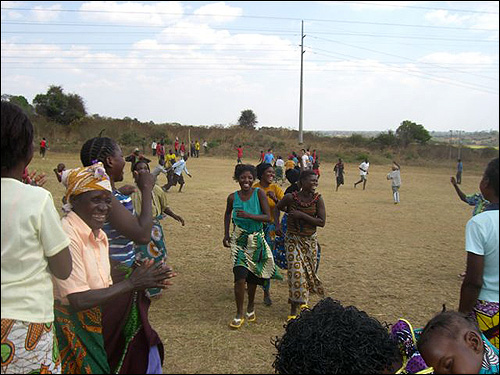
[223, 164, 282, 329]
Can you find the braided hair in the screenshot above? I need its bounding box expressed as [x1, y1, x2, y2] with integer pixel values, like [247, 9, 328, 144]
[272, 297, 400, 374]
[80, 137, 118, 167]
[484, 157, 499, 197]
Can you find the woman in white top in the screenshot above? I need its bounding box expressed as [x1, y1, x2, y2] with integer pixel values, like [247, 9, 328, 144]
[1, 101, 72, 374]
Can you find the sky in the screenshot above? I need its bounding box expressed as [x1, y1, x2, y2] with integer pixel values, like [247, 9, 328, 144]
[1, 1, 498, 132]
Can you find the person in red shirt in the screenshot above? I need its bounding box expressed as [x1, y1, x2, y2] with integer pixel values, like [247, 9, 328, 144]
[40, 137, 47, 158]
[174, 137, 179, 156]
[156, 142, 165, 165]
[236, 145, 243, 164]
[179, 142, 186, 157]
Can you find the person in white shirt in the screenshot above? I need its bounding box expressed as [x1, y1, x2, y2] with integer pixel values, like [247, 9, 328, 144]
[162, 155, 192, 193]
[275, 156, 285, 185]
[300, 149, 310, 171]
[151, 140, 157, 156]
[386, 161, 402, 204]
[354, 159, 370, 190]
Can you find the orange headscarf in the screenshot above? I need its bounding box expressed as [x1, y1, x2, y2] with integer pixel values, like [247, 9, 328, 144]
[63, 162, 112, 204]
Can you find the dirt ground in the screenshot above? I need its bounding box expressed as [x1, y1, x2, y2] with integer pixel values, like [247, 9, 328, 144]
[28, 152, 486, 374]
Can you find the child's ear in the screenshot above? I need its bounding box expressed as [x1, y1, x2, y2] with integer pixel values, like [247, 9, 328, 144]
[464, 330, 483, 354]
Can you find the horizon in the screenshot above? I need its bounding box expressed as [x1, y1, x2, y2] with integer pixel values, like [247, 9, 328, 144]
[1, 1, 499, 132]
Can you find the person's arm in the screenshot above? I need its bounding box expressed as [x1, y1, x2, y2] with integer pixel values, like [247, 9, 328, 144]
[67, 260, 175, 311]
[450, 177, 468, 203]
[459, 252, 484, 314]
[47, 247, 72, 280]
[108, 170, 154, 244]
[183, 165, 192, 177]
[288, 196, 326, 228]
[164, 207, 185, 226]
[53, 169, 62, 183]
[223, 193, 234, 247]
[393, 161, 401, 170]
[275, 194, 292, 236]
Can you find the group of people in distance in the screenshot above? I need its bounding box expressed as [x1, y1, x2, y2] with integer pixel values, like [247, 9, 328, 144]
[1, 99, 498, 375]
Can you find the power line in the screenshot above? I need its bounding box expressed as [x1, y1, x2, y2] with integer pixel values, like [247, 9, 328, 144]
[2, 6, 497, 31]
[337, 1, 499, 14]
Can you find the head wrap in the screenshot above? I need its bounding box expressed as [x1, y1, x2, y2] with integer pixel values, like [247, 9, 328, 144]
[63, 162, 112, 204]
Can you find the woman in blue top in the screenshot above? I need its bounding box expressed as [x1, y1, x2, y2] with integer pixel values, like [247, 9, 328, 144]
[223, 164, 282, 329]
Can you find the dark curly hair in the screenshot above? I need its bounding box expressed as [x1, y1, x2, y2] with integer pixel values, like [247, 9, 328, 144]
[233, 164, 257, 181]
[80, 136, 119, 167]
[417, 310, 480, 354]
[299, 169, 317, 183]
[272, 297, 400, 374]
[1, 101, 34, 171]
[257, 163, 273, 180]
[484, 157, 499, 197]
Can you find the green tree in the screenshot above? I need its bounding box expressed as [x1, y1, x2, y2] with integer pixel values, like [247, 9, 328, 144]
[373, 130, 398, 149]
[396, 120, 431, 147]
[33, 85, 86, 125]
[1, 94, 34, 115]
[238, 109, 258, 130]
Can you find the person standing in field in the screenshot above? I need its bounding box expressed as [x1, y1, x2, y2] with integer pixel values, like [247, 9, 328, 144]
[40, 137, 47, 159]
[151, 140, 157, 157]
[195, 140, 200, 158]
[275, 170, 326, 321]
[284, 156, 295, 172]
[1, 101, 72, 374]
[333, 158, 345, 192]
[354, 158, 370, 190]
[174, 137, 179, 156]
[275, 156, 285, 185]
[386, 161, 402, 204]
[458, 157, 499, 350]
[223, 164, 282, 329]
[236, 145, 243, 164]
[203, 140, 208, 154]
[456, 158, 463, 185]
[253, 163, 285, 306]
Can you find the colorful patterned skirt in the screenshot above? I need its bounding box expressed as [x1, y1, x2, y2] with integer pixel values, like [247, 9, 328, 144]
[134, 218, 168, 298]
[231, 225, 283, 281]
[285, 232, 325, 304]
[1, 319, 61, 374]
[472, 300, 499, 350]
[54, 303, 110, 374]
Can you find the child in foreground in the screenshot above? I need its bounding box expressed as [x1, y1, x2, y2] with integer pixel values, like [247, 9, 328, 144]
[418, 310, 499, 374]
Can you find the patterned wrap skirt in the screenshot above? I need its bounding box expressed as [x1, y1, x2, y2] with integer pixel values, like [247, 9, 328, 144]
[285, 232, 325, 304]
[471, 300, 499, 350]
[231, 225, 283, 281]
[1, 319, 60, 374]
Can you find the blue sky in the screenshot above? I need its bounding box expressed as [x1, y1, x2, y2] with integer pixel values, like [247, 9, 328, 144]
[1, 1, 498, 132]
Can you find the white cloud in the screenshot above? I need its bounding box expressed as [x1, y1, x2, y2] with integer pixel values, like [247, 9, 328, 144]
[419, 52, 495, 65]
[193, 2, 243, 24]
[79, 1, 185, 26]
[32, 4, 62, 22]
[1, 1, 26, 20]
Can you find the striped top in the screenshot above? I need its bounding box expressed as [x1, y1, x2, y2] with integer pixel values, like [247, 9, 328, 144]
[103, 190, 136, 268]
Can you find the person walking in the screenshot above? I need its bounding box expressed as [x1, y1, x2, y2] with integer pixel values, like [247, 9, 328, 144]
[456, 158, 463, 184]
[333, 158, 345, 192]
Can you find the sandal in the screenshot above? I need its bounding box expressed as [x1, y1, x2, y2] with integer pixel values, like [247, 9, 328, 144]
[246, 311, 256, 322]
[229, 317, 245, 329]
[287, 315, 297, 322]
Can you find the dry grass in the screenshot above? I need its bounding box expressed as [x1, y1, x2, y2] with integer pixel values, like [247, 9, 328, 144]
[28, 151, 484, 374]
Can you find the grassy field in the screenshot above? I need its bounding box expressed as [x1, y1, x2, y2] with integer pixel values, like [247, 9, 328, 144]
[28, 151, 487, 374]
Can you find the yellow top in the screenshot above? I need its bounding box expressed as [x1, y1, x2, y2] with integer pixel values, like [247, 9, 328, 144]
[284, 159, 295, 170]
[252, 182, 284, 221]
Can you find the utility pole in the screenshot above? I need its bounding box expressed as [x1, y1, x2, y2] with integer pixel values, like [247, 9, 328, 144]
[457, 130, 462, 159]
[298, 20, 305, 145]
[449, 130, 453, 159]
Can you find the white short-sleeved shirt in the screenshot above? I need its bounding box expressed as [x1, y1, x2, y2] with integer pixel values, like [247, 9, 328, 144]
[1, 178, 70, 323]
[359, 162, 369, 176]
[465, 210, 499, 302]
[276, 159, 285, 168]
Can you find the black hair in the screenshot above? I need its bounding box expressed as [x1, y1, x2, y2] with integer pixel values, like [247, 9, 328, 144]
[299, 169, 317, 182]
[418, 311, 480, 353]
[286, 168, 300, 184]
[257, 163, 273, 180]
[1, 101, 34, 171]
[233, 164, 257, 181]
[80, 137, 119, 167]
[272, 297, 400, 374]
[484, 157, 499, 197]
[133, 160, 150, 172]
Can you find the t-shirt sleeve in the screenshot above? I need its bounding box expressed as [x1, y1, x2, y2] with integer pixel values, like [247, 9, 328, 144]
[465, 217, 485, 256]
[54, 227, 91, 299]
[39, 192, 70, 258]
